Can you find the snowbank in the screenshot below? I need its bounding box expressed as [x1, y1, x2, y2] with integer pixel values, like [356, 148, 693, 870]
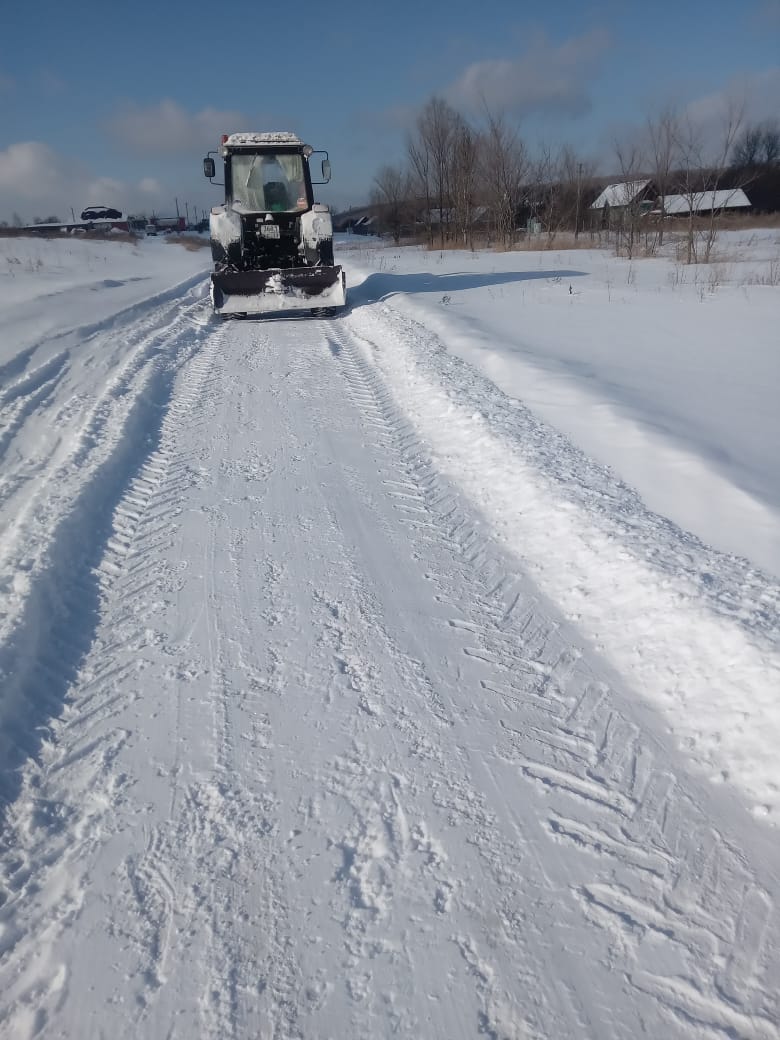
[340, 231, 780, 578]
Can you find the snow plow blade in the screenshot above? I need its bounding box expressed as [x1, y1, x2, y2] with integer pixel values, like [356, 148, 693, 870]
[211, 266, 346, 316]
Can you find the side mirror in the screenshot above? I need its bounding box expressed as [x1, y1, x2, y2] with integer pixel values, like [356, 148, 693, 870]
[321, 159, 331, 182]
[203, 157, 216, 179]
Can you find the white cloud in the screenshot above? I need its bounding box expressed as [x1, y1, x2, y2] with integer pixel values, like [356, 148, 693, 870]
[85, 176, 127, 205]
[591, 66, 780, 175]
[0, 141, 167, 222]
[444, 29, 611, 119]
[0, 142, 71, 202]
[108, 99, 252, 156]
[139, 177, 162, 194]
[679, 67, 780, 157]
[685, 67, 780, 125]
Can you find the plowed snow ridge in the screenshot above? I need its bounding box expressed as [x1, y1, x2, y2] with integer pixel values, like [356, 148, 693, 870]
[347, 302, 780, 816]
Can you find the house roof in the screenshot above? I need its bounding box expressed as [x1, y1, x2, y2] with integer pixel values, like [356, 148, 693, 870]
[661, 189, 751, 215]
[590, 179, 651, 209]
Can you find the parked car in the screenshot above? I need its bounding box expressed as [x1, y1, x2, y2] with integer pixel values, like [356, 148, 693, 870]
[81, 205, 123, 221]
[145, 224, 158, 236]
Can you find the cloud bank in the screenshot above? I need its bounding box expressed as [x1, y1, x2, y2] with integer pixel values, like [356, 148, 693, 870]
[0, 141, 166, 222]
[107, 99, 251, 156]
[444, 29, 611, 119]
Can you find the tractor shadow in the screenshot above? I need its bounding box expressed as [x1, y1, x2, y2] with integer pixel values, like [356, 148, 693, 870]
[345, 268, 588, 309]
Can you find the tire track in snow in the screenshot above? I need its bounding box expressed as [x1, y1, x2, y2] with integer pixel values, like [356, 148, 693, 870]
[321, 322, 608, 1036]
[0, 350, 70, 470]
[0, 285, 212, 818]
[300, 560, 548, 1038]
[102, 323, 303, 1040]
[188, 319, 563, 1038]
[0, 292, 216, 1037]
[327, 315, 780, 1038]
[0, 276, 209, 577]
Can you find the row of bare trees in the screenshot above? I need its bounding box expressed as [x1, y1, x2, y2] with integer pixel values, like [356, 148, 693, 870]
[371, 96, 629, 250]
[373, 97, 543, 250]
[617, 101, 766, 262]
[371, 95, 779, 262]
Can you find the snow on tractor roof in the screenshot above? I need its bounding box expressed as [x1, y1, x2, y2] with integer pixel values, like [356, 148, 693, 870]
[225, 132, 302, 147]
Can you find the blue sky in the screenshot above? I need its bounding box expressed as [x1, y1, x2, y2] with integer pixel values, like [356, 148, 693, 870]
[1, 0, 779, 220]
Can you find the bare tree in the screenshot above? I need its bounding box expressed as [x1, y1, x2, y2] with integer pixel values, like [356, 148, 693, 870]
[416, 97, 459, 248]
[732, 124, 766, 168]
[407, 132, 433, 245]
[372, 164, 412, 244]
[612, 140, 648, 259]
[527, 145, 559, 242]
[764, 121, 780, 165]
[530, 145, 592, 243]
[480, 111, 527, 249]
[450, 117, 479, 248]
[731, 119, 780, 168]
[674, 96, 745, 263]
[559, 146, 594, 240]
[646, 104, 679, 246]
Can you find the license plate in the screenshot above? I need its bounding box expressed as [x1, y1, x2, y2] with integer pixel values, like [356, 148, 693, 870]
[260, 224, 280, 239]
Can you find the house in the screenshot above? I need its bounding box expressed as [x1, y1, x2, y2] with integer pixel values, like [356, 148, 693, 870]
[351, 215, 379, 236]
[659, 188, 751, 217]
[589, 179, 656, 228]
[419, 205, 487, 225]
[332, 206, 374, 232]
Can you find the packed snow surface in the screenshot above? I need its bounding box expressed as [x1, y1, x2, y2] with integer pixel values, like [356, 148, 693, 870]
[0, 231, 779, 1039]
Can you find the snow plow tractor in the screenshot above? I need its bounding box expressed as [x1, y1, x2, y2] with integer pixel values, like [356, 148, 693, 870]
[203, 132, 346, 317]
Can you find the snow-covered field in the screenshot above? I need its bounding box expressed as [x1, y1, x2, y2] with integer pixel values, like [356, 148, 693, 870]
[0, 230, 778, 1038]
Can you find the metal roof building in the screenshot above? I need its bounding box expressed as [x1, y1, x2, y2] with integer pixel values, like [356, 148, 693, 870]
[660, 189, 751, 215]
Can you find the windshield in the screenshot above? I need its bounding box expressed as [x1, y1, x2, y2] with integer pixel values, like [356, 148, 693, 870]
[230, 152, 306, 212]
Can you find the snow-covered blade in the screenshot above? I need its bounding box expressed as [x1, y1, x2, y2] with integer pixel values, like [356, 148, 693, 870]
[210, 265, 346, 314]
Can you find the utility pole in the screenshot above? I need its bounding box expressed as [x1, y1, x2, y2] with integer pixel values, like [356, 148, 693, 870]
[175, 197, 180, 217]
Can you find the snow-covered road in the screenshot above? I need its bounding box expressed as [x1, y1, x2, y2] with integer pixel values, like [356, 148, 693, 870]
[1, 244, 779, 1038]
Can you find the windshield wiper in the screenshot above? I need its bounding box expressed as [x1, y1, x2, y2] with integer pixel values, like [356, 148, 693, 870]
[245, 154, 259, 187]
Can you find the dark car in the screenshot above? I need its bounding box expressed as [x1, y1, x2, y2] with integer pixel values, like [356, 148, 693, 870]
[81, 206, 123, 221]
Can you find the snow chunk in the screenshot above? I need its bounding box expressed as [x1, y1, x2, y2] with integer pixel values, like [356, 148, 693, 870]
[209, 206, 241, 248]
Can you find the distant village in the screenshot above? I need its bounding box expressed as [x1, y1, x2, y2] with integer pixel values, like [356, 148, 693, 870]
[338, 164, 780, 244]
[0, 204, 209, 236]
